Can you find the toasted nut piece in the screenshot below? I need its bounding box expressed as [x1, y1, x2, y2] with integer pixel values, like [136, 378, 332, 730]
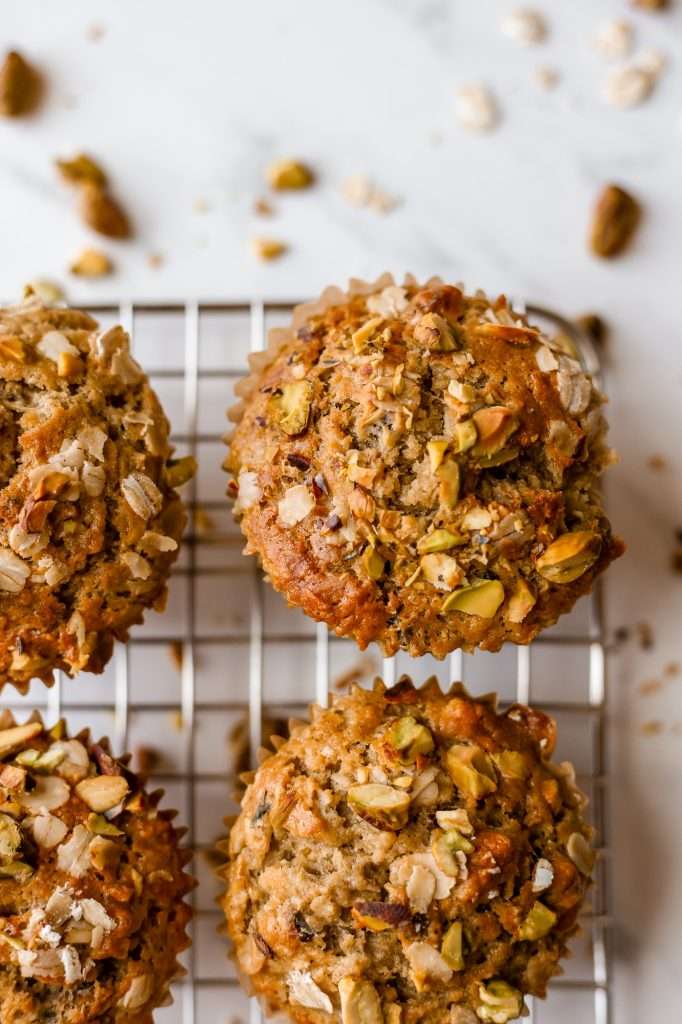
[352, 901, 410, 932]
[420, 553, 462, 591]
[426, 439, 448, 473]
[165, 455, 197, 488]
[270, 380, 313, 435]
[437, 458, 460, 508]
[472, 406, 518, 457]
[414, 312, 455, 352]
[518, 900, 557, 940]
[70, 248, 113, 278]
[0, 765, 27, 791]
[452, 419, 478, 453]
[347, 783, 410, 831]
[338, 976, 383, 1024]
[441, 921, 464, 970]
[507, 579, 536, 623]
[566, 832, 595, 876]
[633, 0, 668, 7]
[417, 529, 466, 554]
[86, 812, 124, 836]
[57, 351, 84, 379]
[0, 50, 40, 117]
[30, 812, 68, 849]
[477, 980, 523, 1023]
[56, 153, 108, 187]
[80, 183, 131, 239]
[448, 379, 476, 402]
[0, 337, 26, 361]
[0, 812, 21, 861]
[361, 545, 385, 581]
[590, 185, 640, 259]
[266, 159, 314, 191]
[0, 860, 33, 879]
[0, 933, 25, 950]
[405, 941, 453, 991]
[432, 828, 474, 877]
[536, 531, 602, 584]
[474, 323, 538, 345]
[75, 774, 129, 812]
[90, 835, 122, 872]
[352, 316, 384, 354]
[406, 863, 436, 912]
[442, 579, 505, 618]
[445, 744, 497, 799]
[0, 722, 43, 759]
[251, 236, 287, 261]
[387, 716, 434, 760]
[19, 775, 70, 813]
[491, 750, 528, 779]
[436, 808, 473, 833]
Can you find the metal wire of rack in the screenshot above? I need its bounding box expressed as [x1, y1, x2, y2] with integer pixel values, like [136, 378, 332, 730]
[1, 299, 612, 1024]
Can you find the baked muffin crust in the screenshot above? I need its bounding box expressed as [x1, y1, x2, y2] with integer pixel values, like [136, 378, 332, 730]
[226, 277, 623, 656]
[0, 711, 192, 1023]
[0, 295, 193, 692]
[223, 677, 594, 1024]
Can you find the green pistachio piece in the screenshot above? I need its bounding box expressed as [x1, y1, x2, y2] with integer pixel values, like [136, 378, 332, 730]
[477, 980, 524, 1023]
[86, 813, 124, 837]
[0, 813, 21, 862]
[448, 380, 476, 403]
[32, 747, 67, 773]
[14, 748, 40, 767]
[0, 861, 33, 880]
[431, 828, 475, 876]
[269, 380, 314, 436]
[453, 419, 478, 453]
[417, 529, 467, 555]
[492, 751, 528, 780]
[536, 531, 602, 585]
[361, 545, 385, 581]
[445, 744, 497, 799]
[441, 579, 504, 618]
[437, 458, 460, 508]
[0, 933, 25, 950]
[441, 921, 464, 971]
[388, 716, 434, 761]
[471, 406, 518, 457]
[426, 439, 448, 473]
[347, 784, 411, 831]
[518, 901, 557, 941]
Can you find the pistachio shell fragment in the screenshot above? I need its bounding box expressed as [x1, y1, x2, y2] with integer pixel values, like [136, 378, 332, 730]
[453, 419, 477, 453]
[536, 531, 602, 584]
[270, 380, 313, 436]
[75, 774, 129, 813]
[506, 579, 536, 623]
[566, 831, 595, 876]
[347, 783, 410, 831]
[477, 980, 523, 1023]
[518, 901, 557, 940]
[442, 579, 504, 618]
[338, 976, 384, 1024]
[388, 716, 434, 760]
[417, 529, 466, 555]
[445, 744, 497, 799]
[441, 921, 464, 970]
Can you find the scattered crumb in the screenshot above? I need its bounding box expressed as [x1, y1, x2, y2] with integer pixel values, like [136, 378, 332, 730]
[266, 159, 314, 191]
[603, 51, 666, 109]
[250, 237, 287, 261]
[253, 196, 275, 217]
[613, 625, 630, 645]
[169, 640, 183, 672]
[638, 678, 663, 697]
[455, 84, 499, 133]
[193, 196, 210, 213]
[135, 745, 162, 775]
[647, 454, 667, 471]
[340, 175, 400, 214]
[24, 279, 64, 304]
[56, 153, 107, 188]
[69, 248, 113, 278]
[637, 49, 667, 76]
[57, 153, 132, 238]
[0, 49, 42, 117]
[592, 20, 633, 60]
[575, 313, 608, 348]
[640, 720, 664, 736]
[636, 621, 654, 650]
[534, 65, 560, 91]
[664, 661, 680, 678]
[500, 9, 547, 46]
[86, 24, 106, 42]
[147, 252, 164, 270]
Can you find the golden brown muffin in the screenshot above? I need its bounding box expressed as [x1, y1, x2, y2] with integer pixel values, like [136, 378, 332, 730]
[0, 293, 194, 692]
[226, 276, 623, 657]
[223, 677, 595, 1024]
[0, 711, 192, 1023]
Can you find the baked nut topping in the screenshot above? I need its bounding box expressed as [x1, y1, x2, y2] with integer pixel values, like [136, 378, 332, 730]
[226, 277, 623, 657]
[223, 677, 595, 1024]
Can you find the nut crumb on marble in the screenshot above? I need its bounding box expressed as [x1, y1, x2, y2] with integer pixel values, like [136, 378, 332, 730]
[591, 20, 633, 60]
[0, 50, 42, 117]
[455, 84, 499, 133]
[251, 237, 288, 261]
[69, 249, 113, 278]
[500, 9, 547, 46]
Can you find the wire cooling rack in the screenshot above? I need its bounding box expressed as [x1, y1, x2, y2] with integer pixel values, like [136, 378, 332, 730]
[0, 300, 612, 1024]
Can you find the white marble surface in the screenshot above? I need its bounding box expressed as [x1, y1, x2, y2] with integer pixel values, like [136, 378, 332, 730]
[1, 1, 682, 1021]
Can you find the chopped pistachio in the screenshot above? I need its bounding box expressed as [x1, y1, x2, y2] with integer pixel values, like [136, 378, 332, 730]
[477, 980, 523, 1023]
[492, 750, 528, 779]
[251, 237, 287, 261]
[445, 744, 497, 799]
[442, 579, 504, 618]
[453, 419, 478, 453]
[507, 579, 536, 623]
[347, 783, 410, 831]
[417, 529, 466, 555]
[15, 748, 40, 767]
[431, 828, 473, 876]
[518, 901, 557, 940]
[448, 380, 475, 403]
[0, 860, 33, 879]
[270, 380, 314, 436]
[0, 933, 25, 950]
[86, 812, 124, 836]
[0, 812, 21, 861]
[352, 316, 384, 354]
[472, 406, 518, 457]
[338, 976, 384, 1024]
[32, 747, 67, 773]
[427, 439, 448, 473]
[361, 545, 385, 581]
[388, 716, 434, 760]
[441, 921, 464, 970]
[536, 531, 602, 584]
[437, 458, 460, 508]
[435, 808, 473, 833]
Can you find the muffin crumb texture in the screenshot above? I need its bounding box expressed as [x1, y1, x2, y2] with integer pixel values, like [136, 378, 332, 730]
[0, 711, 192, 1023]
[226, 276, 623, 657]
[224, 678, 595, 1024]
[0, 294, 192, 692]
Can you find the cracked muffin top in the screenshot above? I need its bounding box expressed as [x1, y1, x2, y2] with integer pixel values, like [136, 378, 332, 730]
[0, 712, 192, 1023]
[0, 295, 194, 693]
[226, 277, 623, 657]
[223, 678, 594, 1024]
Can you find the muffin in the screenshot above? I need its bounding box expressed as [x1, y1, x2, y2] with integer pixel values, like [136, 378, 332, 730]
[226, 276, 623, 657]
[0, 710, 192, 1023]
[0, 293, 194, 692]
[223, 677, 594, 1024]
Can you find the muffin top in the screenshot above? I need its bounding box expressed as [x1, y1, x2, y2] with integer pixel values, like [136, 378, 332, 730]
[224, 678, 594, 1024]
[0, 295, 193, 692]
[227, 277, 623, 657]
[0, 712, 192, 1023]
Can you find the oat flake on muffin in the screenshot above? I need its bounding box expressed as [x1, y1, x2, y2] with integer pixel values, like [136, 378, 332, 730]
[0, 292, 194, 692]
[225, 276, 623, 657]
[0, 711, 192, 1023]
[222, 677, 595, 1024]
